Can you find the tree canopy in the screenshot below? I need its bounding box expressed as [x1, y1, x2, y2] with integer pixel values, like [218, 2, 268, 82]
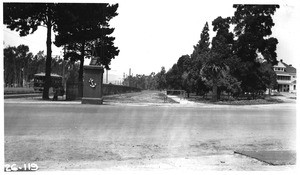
[54, 4, 119, 77]
[53, 3, 119, 97]
[4, 3, 119, 99]
[232, 5, 280, 93]
[162, 4, 280, 101]
[4, 3, 58, 99]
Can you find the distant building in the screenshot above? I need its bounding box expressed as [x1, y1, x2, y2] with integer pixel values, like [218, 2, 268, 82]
[273, 60, 296, 93]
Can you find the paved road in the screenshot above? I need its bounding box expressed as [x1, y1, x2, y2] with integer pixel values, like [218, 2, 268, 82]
[4, 102, 296, 170]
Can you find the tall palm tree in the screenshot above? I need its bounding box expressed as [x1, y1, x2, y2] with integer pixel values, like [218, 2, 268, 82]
[201, 52, 229, 102]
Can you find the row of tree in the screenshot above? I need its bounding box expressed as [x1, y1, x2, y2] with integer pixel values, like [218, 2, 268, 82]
[155, 5, 279, 101]
[122, 72, 158, 90]
[4, 3, 119, 99]
[125, 5, 279, 101]
[4, 45, 80, 88]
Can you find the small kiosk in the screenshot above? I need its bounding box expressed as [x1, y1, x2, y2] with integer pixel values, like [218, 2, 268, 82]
[81, 57, 104, 104]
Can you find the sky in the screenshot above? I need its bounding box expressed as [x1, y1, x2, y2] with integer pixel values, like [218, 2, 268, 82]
[2, 0, 300, 83]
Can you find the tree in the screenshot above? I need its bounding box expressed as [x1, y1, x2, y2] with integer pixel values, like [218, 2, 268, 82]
[164, 23, 212, 97]
[189, 22, 210, 95]
[4, 3, 58, 99]
[16, 45, 33, 87]
[201, 16, 234, 102]
[54, 3, 119, 97]
[258, 62, 278, 93]
[29, 51, 47, 78]
[4, 46, 17, 87]
[155, 67, 167, 90]
[201, 52, 229, 102]
[164, 54, 205, 97]
[145, 72, 157, 90]
[166, 64, 182, 90]
[191, 22, 210, 60]
[232, 5, 280, 93]
[4, 45, 33, 87]
[173, 54, 196, 96]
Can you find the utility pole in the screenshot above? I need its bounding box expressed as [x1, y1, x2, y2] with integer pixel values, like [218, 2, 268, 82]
[62, 46, 66, 99]
[106, 69, 108, 84]
[123, 73, 125, 85]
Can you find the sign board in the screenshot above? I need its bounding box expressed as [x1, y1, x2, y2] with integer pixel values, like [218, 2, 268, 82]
[89, 57, 99, 65]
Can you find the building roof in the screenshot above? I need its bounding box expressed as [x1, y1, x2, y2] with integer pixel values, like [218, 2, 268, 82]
[273, 61, 285, 68]
[282, 62, 296, 73]
[274, 60, 296, 74]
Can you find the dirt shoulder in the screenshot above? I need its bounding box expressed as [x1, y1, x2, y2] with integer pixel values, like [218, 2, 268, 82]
[103, 90, 178, 104]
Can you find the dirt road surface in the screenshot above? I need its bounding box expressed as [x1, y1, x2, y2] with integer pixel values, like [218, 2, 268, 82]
[4, 91, 297, 171]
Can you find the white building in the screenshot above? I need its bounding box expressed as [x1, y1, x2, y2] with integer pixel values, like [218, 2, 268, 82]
[273, 60, 296, 93]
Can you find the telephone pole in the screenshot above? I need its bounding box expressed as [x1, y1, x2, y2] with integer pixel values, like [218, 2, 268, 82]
[106, 69, 108, 84]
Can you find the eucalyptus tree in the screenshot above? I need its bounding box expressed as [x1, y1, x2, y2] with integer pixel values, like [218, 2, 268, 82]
[4, 45, 34, 87]
[4, 46, 18, 87]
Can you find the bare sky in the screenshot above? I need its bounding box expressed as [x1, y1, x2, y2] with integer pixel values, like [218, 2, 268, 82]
[2, 0, 300, 82]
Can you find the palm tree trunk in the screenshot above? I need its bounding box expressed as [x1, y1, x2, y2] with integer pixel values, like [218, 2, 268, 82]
[212, 78, 218, 102]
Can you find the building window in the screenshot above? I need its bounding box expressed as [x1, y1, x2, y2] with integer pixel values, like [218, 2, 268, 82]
[277, 76, 291, 80]
[275, 67, 286, 72]
[294, 85, 296, 90]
